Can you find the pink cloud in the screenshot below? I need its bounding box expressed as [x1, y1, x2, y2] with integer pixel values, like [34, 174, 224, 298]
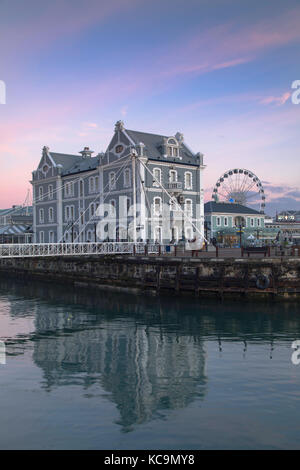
[260, 92, 291, 106]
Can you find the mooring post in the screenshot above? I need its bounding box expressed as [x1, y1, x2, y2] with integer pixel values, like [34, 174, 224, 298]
[216, 246, 218, 258]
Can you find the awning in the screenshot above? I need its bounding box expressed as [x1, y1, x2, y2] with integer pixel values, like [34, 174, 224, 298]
[0, 224, 32, 236]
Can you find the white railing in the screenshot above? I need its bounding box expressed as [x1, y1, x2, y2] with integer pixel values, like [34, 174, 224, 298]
[0, 242, 160, 258]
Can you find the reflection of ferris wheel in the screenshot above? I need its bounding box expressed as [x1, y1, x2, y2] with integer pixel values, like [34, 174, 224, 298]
[212, 168, 266, 213]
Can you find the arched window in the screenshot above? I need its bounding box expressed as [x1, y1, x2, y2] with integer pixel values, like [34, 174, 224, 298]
[89, 203, 95, 219]
[185, 172, 192, 190]
[169, 170, 177, 183]
[48, 207, 54, 223]
[153, 168, 161, 187]
[169, 197, 178, 212]
[153, 197, 162, 216]
[39, 187, 43, 201]
[109, 172, 116, 190]
[154, 226, 162, 242]
[167, 138, 179, 157]
[184, 199, 193, 216]
[110, 199, 116, 216]
[39, 209, 44, 223]
[89, 177, 95, 193]
[79, 180, 84, 197]
[124, 168, 131, 188]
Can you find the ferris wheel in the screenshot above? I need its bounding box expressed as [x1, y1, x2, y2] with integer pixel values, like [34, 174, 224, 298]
[212, 168, 266, 213]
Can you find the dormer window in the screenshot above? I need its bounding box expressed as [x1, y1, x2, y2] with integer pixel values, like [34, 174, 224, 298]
[167, 138, 179, 158]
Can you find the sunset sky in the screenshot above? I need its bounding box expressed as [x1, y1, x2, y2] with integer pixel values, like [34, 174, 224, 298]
[0, 0, 299, 214]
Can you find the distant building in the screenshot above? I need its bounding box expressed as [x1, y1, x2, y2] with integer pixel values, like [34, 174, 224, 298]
[204, 201, 266, 246]
[0, 205, 33, 243]
[276, 210, 300, 223]
[31, 121, 205, 244]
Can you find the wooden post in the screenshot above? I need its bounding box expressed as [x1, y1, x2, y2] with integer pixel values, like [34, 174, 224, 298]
[216, 246, 218, 258]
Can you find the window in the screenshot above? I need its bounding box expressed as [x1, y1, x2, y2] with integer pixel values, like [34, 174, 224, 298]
[65, 205, 74, 222]
[49, 231, 54, 243]
[48, 207, 54, 223]
[224, 217, 228, 227]
[39, 187, 43, 201]
[109, 172, 116, 190]
[89, 177, 95, 193]
[39, 209, 44, 223]
[65, 181, 74, 198]
[48, 184, 54, 200]
[257, 218, 261, 227]
[80, 211, 84, 225]
[115, 145, 124, 154]
[216, 217, 221, 226]
[153, 168, 161, 187]
[79, 180, 84, 197]
[184, 199, 192, 216]
[124, 168, 131, 188]
[185, 172, 192, 190]
[169, 197, 178, 212]
[153, 197, 162, 216]
[95, 176, 99, 191]
[110, 199, 116, 216]
[126, 197, 131, 213]
[167, 138, 179, 158]
[89, 203, 95, 219]
[154, 226, 162, 242]
[169, 170, 177, 183]
[250, 218, 254, 227]
[39, 231, 44, 243]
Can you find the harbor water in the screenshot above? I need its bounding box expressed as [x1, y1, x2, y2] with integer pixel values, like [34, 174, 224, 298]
[0, 278, 299, 450]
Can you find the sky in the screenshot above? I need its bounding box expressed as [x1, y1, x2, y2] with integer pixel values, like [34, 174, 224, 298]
[0, 0, 299, 215]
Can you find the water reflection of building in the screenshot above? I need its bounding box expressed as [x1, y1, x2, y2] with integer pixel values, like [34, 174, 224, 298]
[32, 305, 207, 431]
[3, 278, 300, 431]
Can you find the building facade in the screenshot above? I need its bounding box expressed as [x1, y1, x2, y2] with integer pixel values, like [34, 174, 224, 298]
[204, 201, 266, 246]
[31, 121, 205, 244]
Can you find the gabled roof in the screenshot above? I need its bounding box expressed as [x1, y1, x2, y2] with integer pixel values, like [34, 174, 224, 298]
[125, 129, 198, 165]
[204, 201, 262, 215]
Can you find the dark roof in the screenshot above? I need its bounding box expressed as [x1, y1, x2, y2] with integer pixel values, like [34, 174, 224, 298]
[204, 201, 262, 215]
[126, 129, 198, 165]
[50, 152, 82, 171]
[62, 155, 100, 176]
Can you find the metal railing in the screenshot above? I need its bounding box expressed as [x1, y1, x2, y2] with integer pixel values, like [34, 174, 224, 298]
[0, 242, 160, 258]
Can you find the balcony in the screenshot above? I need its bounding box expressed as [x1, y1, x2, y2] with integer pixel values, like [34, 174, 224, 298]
[167, 182, 182, 193]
